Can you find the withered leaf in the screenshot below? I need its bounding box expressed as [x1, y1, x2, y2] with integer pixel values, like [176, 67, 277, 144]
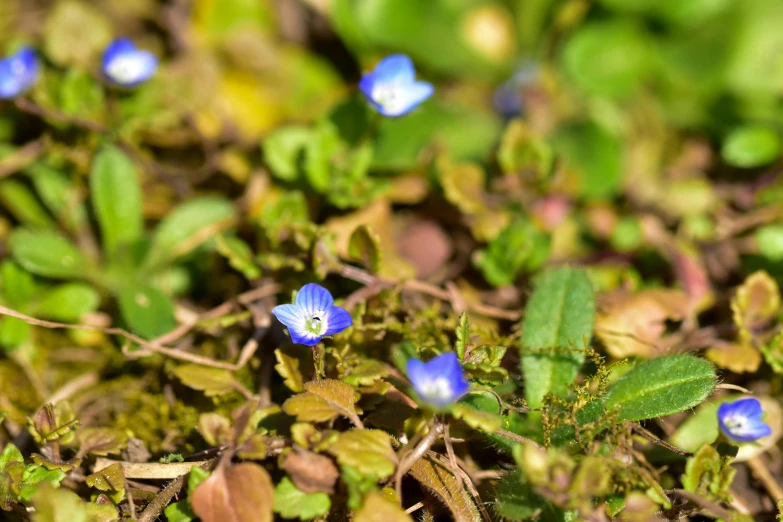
[409, 455, 481, 522]
[77, 427, 129, 458]
[705, 343, 761, 374]
[283, 379, 361, 426]
[198, 413, 233, 447]
[282, 449, 339, 494]
[732, 270, 780, 343]
[191, 462, 274, 522]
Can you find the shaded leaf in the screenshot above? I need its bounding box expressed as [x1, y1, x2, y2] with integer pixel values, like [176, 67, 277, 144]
[451, 403, 501, 433]
[215, 235, 261, 280]
[409, 455, 481, 522]
[263, 126, 311, 181]
[174, 365, 238, 397]
[282, 450, 339, 494]
[348, 225, 381, 273]
[354, 491, 413, 522]
[77, 428, 129, 457]
[0, 179, 56, 229]
[275, 349, 304, 392]
[31, 483, 118, 521]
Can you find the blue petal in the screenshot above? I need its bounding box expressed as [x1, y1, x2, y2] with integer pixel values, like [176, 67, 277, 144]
[426, 352, 469, 397]
[102, 38, 158, 87]
[324, 306, 352, 336]
[720, 398, 763, 421]
[0, 47, 39, 99]
[294, 283, 334, 314]
[369, 54, 416, 85]
[382, 81, 434, 117]
[289, 329, 323, 347]
[272, 304, 305, 331]
[406, 358, 429, 395]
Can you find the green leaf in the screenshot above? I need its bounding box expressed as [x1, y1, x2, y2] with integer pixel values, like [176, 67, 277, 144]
[28, 162, 88, 231]
[327, 429, 397, 480]
[722, 124, 781, 168]
[0, 444, 24, 471]
[475, 218, 550, 287]
[116, 284, 176, 339]
[282, 379, 361, 426]
[263, 126, 311, 181]
[215, 235, 261, 280]
[604, 355, 716, 422]
[90, 144, 144, 256]
[305, 120, 342, 193]
[494, 472, 547, 521]
[19, 466, 67, 502]
[455, 312, 470, 362]
[452, 403, 501, 433]
[174, 364, 238, 397]
[498, 120, 554, 178]
[755, 224, 783, 261]
[32, 483, 118, 521]
[9, 228, 87, 279]
[681, 444, 735, 503]
[521, 267, 595, 408]
[164, 500, 195, 522]
[1, 260, 36, 307]
[58, 69, 106, 120]
[147, 196, 236, 266]
[551, 121, 623, 200]
[0, 317, 31, 350]
[85, 463, 125, 503]
[274, 476, 331, 521]
[77, 428, 129, 457]
[0, 179, 56, 229]
[562, 19, 653, 98]
[34, 283, 100, 322]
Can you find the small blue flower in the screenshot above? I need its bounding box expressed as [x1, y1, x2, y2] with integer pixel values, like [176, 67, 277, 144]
[272, 283, 353, 346]
[718, 397, 772, 443]
[407, 352, 470, 408]
[0, 47, 39, 99]
[102, 38, 158, 87]
[359, 54, 434, 117]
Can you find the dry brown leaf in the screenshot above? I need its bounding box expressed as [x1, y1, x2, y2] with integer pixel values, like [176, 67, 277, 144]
[595, 289, 689, 359]
[282, 449, 339, 494]
[191, 462, 274, 522]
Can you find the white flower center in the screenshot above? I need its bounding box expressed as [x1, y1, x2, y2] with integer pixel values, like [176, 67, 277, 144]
[304, 309, 327, 336]
[106, 55, 148, 84]
[419, 377, 453, 403]
[372, 83, 406, 114]
[724, 415, 748, 434]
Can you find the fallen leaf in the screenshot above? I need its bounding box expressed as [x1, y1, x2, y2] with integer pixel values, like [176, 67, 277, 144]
[282, 449, 339, 494]
[191, 462, 274, 522]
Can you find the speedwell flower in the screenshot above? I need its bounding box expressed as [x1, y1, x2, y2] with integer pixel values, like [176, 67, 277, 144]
[272, 283, 353, 346]
[718, 397, 772, 443]
[407, 352, 469, 408]
[102, 38, 158, 87]
[0, 47, 39, 99]
[359, 54, 434, 117]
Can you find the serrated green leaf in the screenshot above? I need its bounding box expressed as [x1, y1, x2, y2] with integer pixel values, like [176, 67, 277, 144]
[275, 349, 304, 392]
[327, 429, 397, 480]
[521, 267, 595, 408]
[116, 284, 176, 339]
[273, 476, 331, 520]
[9, 228, 87, 279]
[90, 144, 144, 256]
[604, 355, 716, 422]
[174, 364, 238, 397]
[455, 312, 469, 362]
[85, 463, 125, 503]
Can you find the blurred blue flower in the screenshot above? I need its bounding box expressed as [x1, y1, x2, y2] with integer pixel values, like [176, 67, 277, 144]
[272, 283, 353, 346]
[359, 54, 434, 117]
[102, 38, 158, 87]
[407, 352, 469, 408]
[0, 47, 39, 99]
[718, 397, 772, 443]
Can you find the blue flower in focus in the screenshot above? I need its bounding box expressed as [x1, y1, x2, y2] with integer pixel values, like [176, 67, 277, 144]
[718, 397, 772, 443]
[359, 54, 434, 117]
[0, 47, 39, 99]
[407, 352, 469, 408]
[102, 38, 158, 87]
[272, 283, 353, 346]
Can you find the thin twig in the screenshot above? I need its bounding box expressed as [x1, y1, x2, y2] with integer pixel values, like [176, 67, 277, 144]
[395, 418, 443, 501]
[404, 501, 424, 514]
[122, 473, 137, 520]
[0, 137, 44, 179]
[747, 456, 783, 502]
[631, 423, 689, 456]
[669, 489, 736, 520]
[494, 429, 545, 450]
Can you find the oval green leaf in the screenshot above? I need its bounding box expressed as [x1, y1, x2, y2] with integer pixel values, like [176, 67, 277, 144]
[722, 125, 781, 168]
[604, 355, 716, 422]
[9, 228, 87, 279]
[34, 283, 101, 322]
[116, 284, 176, 339]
